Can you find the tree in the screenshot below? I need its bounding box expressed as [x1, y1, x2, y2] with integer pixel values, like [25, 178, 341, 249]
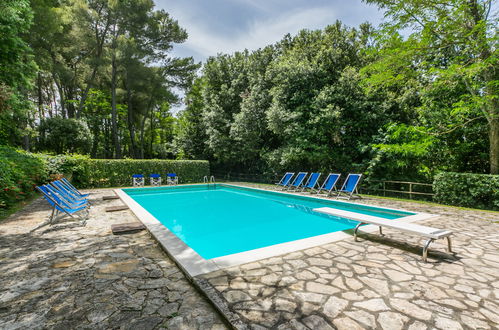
[0, 0, 36, 147]
[363, 0, 498, 173]
[38, 117, 91, 154]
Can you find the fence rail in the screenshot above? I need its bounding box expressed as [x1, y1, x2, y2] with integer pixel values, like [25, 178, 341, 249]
[360, 180, 434, 200]
[211, 172, 435, 201]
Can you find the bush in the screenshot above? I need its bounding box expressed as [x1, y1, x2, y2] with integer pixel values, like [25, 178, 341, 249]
[70, 159, 210, 188]
[433, 172, 499, 211]
[0, 146, 47, 210]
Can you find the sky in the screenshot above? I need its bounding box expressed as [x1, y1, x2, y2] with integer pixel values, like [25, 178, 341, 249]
[155, 0, 385, 63]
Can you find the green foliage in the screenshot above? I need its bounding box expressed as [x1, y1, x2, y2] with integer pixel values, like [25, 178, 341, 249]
[38, 117, 92, 154]
[0, 146, 47, 210]
[434, 172, 499, 211]
[70, 159, 209, 188]
[363, 0, 498, 174]
[0, 0, 36, 146]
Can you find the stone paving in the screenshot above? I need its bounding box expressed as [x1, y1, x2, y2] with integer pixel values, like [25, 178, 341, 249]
[0, 189, 227, 330]
[196, 183, 499, 329]
[1, 184, 498, 330]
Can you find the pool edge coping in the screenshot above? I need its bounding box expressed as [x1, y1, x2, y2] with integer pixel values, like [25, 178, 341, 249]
[115, 183, 438, 277]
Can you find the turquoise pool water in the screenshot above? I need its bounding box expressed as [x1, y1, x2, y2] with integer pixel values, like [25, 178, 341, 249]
[124, 185, 414, 259]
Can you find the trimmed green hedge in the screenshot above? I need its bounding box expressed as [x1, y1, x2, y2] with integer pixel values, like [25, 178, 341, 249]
[0, 147, 210, 214]
[434, 172, 499, 211]
[72, 159, 210, 188]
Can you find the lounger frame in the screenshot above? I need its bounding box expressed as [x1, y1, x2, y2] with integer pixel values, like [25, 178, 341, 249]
[301, 172, 321, 192]
[275, 172, 294, 190]
[314, 207, 453, 262]
[287, 172, 308, 191]
[317, 173, 341, 196]
[336, 173, 362, 200]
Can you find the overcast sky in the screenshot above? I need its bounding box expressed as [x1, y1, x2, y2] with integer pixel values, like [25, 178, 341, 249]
[155, 0, 385, 63]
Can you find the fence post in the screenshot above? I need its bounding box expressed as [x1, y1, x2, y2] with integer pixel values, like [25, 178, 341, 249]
[409, 183, 412, 199]
[383, 181, 386, 197]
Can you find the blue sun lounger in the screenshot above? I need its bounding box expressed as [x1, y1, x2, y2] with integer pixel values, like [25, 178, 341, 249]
[301, 172, 321, 192]
[36, 185, 89, 225]
[337, 174, 362, 199]
[43, 184, 88, 208]
[288, 172, 308, 191]
[61, 178, 90, 197]
[51, 181, 88, 205]
[275, 172, 294, 189]
[317, 173, 341, 196]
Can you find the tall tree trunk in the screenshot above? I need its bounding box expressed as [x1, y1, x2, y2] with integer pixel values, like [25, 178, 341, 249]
[53, 77, 66, 118]
[37, 72, 44, 119]
[91, 122, 100, 158]
[110, 47, 121, 159]
[77, 17, 111, 114]
[124, 71, 138, 158]
[139, 114, 147, 159]
[490, 116, 499, 174]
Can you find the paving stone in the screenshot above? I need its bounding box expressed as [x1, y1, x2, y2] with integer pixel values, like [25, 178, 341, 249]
[353, 298, 389, 312]
[332, 317, 364, 330]
[322, 296, 348, 318]
[377, 311, 408, 330]
[306, 282, 339, 295]
[302, 315, 334, 330]
[390, 299, 432, 321]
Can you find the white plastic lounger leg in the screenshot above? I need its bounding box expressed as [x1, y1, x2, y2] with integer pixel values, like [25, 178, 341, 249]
[422, 238, 435, 262]
[379, 226, 383, 236]
[446, 236, 452, 253]
[353, 222, 365, 242]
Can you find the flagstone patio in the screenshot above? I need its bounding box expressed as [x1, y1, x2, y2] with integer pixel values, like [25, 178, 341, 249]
[0, 190, 227, 330]
[0, 185, 498, 329]
[195, 184, 499, 329]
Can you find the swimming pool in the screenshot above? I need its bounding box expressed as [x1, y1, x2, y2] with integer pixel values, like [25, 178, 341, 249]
[122, 184, 414, 260]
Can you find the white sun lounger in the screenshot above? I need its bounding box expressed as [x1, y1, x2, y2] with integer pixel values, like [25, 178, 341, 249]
[313, 207, 452, 262]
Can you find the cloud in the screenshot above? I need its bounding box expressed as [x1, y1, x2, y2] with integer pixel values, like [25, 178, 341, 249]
[175, 6, 338, 61]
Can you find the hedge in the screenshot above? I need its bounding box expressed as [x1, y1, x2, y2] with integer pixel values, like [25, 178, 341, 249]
[71, 159, 210, 188]
[433, 172, 499, 211]
[0, 146, 48, 210]
[0, 147, 210, 214]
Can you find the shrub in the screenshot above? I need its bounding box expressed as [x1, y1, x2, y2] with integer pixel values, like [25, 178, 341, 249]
[0, 146, 47, 210]
[70, 159, 210, 188]
[433, 172, 499, 211]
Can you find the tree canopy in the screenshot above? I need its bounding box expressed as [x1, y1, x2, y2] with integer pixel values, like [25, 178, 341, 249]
[0, 0, 496, 182]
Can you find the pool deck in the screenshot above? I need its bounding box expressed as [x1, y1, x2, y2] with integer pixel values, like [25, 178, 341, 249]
[1, 184, 498, 329]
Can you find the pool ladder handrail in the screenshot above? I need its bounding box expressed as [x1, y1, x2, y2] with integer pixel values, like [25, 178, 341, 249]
[203, 176, 216, 189]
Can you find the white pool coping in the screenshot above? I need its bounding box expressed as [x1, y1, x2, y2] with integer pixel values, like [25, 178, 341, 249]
[115, 183, 439, 277]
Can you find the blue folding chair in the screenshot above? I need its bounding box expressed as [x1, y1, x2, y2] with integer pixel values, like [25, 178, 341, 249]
[132, 174, 145, 187]
[337, 174, 362, 199]
[317, 173, 341, 196]
[51, 180, 88, 205]
[301, 172, 321, 192]
[275, 172, 294, 189]
[288, 172, 308, 191]
[42, 184, 88, 208]
[61, 178, 89, 197]
[36, 185, 88, 226]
